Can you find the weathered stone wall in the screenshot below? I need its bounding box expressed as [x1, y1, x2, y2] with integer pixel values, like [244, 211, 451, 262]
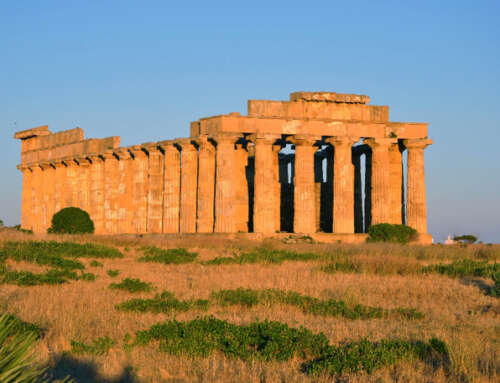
[15, 92, 432, 238]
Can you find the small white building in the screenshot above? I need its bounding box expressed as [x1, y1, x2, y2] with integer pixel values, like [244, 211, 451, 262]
[444, 235, 456, 245]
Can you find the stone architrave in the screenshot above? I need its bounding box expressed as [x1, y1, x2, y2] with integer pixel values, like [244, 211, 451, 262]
[214, 134, 239, 233]
[17, 164, 32, 231]
[88, 154, 104, 233]
[403, 138, 433, 233]
[365, 138, 397, 225]
[196, 136, 216, 233]
[327, 137, 359, 233]
[290, 135, 319, 234]
[160, 142, 181, 233]
[250, 134, 280, 234]
[145, 144, 164, 234]
[102, 151, 119, 234]
[130, 146, 148, 234]
[389, 143, 404, 224]
[178, 140, 198, 233]
[116, 149, 134, 234]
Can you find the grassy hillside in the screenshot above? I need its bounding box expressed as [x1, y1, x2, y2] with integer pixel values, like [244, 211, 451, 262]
[0, 228, 498, 382]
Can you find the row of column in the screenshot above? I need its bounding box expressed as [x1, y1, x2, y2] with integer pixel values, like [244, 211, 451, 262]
[18, 134, 431, 235]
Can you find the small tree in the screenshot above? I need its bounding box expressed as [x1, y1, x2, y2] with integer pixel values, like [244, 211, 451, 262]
[367, 223, 417, 244]
[453, 234, 477, 244]
[48, 207, 94, 234]
[0, 219, 3, 226]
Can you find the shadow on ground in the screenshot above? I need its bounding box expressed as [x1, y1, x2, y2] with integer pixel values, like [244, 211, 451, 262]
[47, 354, 139, 383]
[461, 277, 497, 298]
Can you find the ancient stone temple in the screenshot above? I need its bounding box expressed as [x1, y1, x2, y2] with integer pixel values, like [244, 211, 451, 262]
[14, 91, 432, 242]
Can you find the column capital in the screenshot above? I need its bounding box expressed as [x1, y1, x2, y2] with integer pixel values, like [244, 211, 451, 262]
[17, 164, 30, 171]
[51, 159, 66, 168]
[195, 135, 215, 152]
[402, 138, 433, 150]
[62, 157, 77, 166]
[212, 133, 241, 145]
[175, 138, 197, 151]
[364, 137, 397, 149]
[158, 140, 178, 152]
[288, 134, 321, 146]
[115, 148, 133, 160]
[39, 161, 53, 171]
[129, 145, 148, 158]
[142, 143, 161, 154]
[325, 136, 360, 147]
[101, 150, 117, 161]
[76, 157, 91, 166]
[247, 133, 281, 145]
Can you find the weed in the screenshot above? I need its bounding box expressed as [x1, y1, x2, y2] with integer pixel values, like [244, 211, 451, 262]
[204, 248, 320, 265]
[107, 269, 120, 277]
[89, 260, 103, 267]
[138, 247, 198, 264]
[116, 291, 209, 313]
[422, 259, 499, 279]
[1, 313, 42, 339]
[109, 278, 153, 293]
[70, 336, 115, 356]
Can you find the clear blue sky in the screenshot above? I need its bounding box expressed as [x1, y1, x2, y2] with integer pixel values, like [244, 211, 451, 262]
[1, 1, 499, 242]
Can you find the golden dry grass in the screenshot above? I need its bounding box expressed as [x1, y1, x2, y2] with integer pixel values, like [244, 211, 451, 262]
[0, 229, 499, 382]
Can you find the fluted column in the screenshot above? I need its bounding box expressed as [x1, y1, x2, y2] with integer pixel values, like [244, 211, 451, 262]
[116, 149, 134, 234]
[130, 146, 148, 234]
[291, 135, 318, 233]
[272, 144, 282, 232]
[214, 134, 239, 233]
[196, 136, 216, 233]
[403, 139, 433, 233]
[178, 140, 198, 233]
[63, 158, 79, 208]
[235, 144, 249, 232]
[30, 165, 43, 233]
[39, 162, 54, 232]
[76, 157, 91, 214]
[18, 165, 33, 231]
[365, 138, 397, 225]
[161, 142, 180, 233]
[389, 143, 404, 224]
[250, 134, 280, 234]
[145, 144, 164, 233]
[327, 137, 359, 233]
[102, 151, 119, 234]
[53, 160, 67, 214]
[88, 154, 105, 234]
[352, 149, 363, 233]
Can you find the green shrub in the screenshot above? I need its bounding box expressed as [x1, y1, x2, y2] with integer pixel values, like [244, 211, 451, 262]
[116, 291, 209, 313]
[367, 224, 417, 244]
[138, 247, 198, 264]
[1, 314, 42, 339]
[70, 336, 115, 356]
[133, 316, 329, 361]
[204, 248, 319, 265]
[109, 278, 153, 293]
[89, 260, 103, 267]
[453, 234, 478, 244]
[302, 337, 448, 376]
[107, 269, 120, 277]
[422, 259, 499, 279]
[48, 207, 94, 234]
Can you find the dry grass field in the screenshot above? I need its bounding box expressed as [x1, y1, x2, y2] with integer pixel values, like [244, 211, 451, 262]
[0, 228, 499, 383]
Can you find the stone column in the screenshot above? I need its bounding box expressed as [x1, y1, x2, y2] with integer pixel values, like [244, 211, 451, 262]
[161, 142, 180, 233]
[365, 148, 373, 230]
[272, 144, 282, 232]
[327, 137, 359, 234]
[403, 139, 433, 233]
[250, 134, 280, 234]
[30, 165, 43, 233]
[389, 143, 404, 224]
[116, 149, 134, 234]
[63, 158, 79, 208]
[214, 134, 239, 233]
[235, 144, 249, 232]
[352, 149, 363, 233]
[130, 146, 148, 234]
[52, 160, 67, 214]
[196, 136, 216, 233]
[18, 165, 33, 231]
[102, 151, 119, 234]
[291, 135, 318, 234]
[178, 140, 198, 233]
[39, 162, 54, 232]
[145, 144, 164, 233]
[76, 157, 91, 214]
[365, 138, 397, 225]
[88, 154, 105, 234]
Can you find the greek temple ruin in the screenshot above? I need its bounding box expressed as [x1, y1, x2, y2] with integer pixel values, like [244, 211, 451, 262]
[14, 91, 433, 242]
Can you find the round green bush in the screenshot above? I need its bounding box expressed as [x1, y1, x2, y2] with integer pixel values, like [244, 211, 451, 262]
[367, 223, 417, 244]
[48, 207, 95, 234]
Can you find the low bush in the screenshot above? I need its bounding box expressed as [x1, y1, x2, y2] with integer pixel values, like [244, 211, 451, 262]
[367, 224, 417, 244]
[48, 207, 94, 234]
[303, 338, 448, 376]
[422, 259, 499, 279]
[70, 336, 115, 356]
[107, 269, 120, 277]
[133, 316, 329, 361]
[204, 248, 319, 265]
[89, 260, 103, 267]
[109, 278, 153, 293]
[116, 291, 209, 313]
[453, 234, 478, 244]
[138, 247, 198, 264]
